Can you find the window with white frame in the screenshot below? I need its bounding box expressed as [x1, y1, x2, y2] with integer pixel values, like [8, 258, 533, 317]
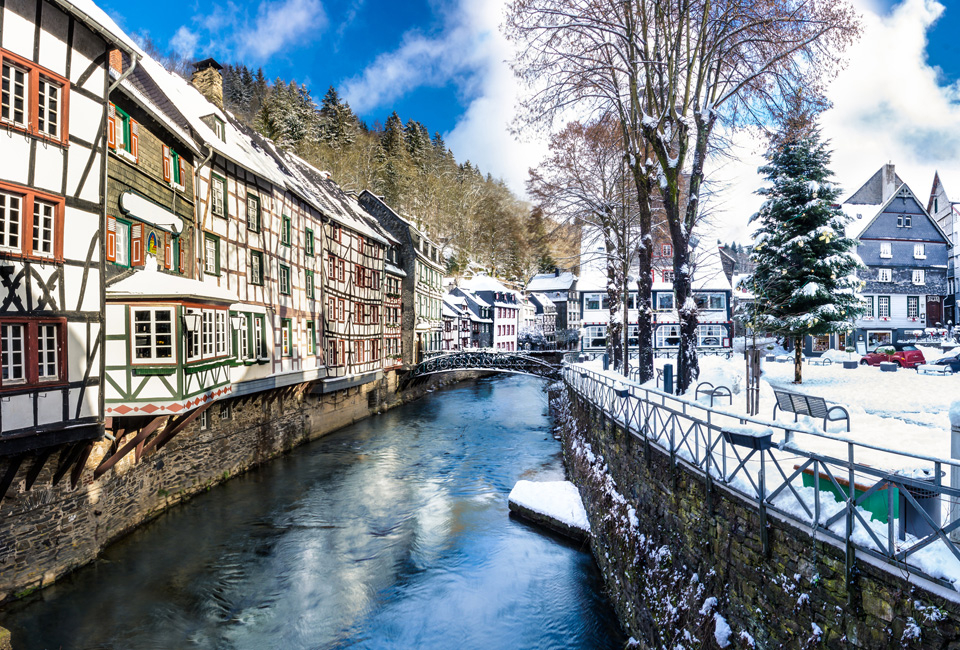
[238, 314, 248, 359]
[215, 311, 227, 356]
[250, 250, 263, 285]
[656, 293, 675, 311]
[914, 243, 926, 259]
[1, 62, 27, 128]
[879, 242, 892, 258]
[132, 308, 174, 362]
[281, 318, 292, 356]
[204, 235, 219, 275]
[202, 310, 214, 356]
[913, 269, 925, 285]
[697, 324, 725, 346]
[1, 323, 24, 383]
[279, 264, 291, 295]
[211, 175, 226, 217]
[694, 293, 725, 311]
[254, 316, 264, 358]
[908, 296, 920, 318]
[37, 323, 58, 380]
[662, 270, 675, 283]
[36, 77, 60, 138]
[219, 402, 231, 421]
[0, 190, 22, 253]
[32, 199, 55, 258]
[878, 295, 891, 318]
[246, 195, 260, 231]
[878, 268, 892, 282]
[186, 308, 201, 360]
[656, 324, 681, 347]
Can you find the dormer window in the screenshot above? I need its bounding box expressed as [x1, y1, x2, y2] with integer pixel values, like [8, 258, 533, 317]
[213, 116, 226, 141]
[878, 268, 891, 282]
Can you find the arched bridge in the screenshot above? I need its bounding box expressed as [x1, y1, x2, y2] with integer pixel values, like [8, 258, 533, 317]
[401, 351, 563, 389]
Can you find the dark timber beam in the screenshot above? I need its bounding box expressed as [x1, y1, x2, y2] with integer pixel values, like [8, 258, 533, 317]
[93, 416, 169, 479]
[52, 443, 84, 486]
[140, 400, 214, 455]
[24, 447, 55, 490]
[0, 454, 26, 502]
[71, 442, 94, 489]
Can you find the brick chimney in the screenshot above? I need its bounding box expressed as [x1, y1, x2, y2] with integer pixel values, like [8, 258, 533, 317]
[108, 49, 123, 75]
[881, 162, 897, 203]
[191, 58, 224, 109]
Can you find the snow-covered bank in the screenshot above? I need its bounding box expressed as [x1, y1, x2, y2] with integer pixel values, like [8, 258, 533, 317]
[508, 480, 591, 542]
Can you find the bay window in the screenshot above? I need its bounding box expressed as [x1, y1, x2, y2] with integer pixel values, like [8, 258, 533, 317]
[132, 307, 175, 363]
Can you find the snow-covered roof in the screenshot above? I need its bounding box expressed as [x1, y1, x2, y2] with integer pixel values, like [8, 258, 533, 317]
[530, 292, 556, 308]
[731, 274, 755, 300]
[462, 275, 510, 293]
[526, 271, 576, 292]
[57, 0, 140, 53]
[385, 263, 406, 277]
[107, 258, 237, 303]
[578, 246, 731, 292]
[442, 301, 464, 319]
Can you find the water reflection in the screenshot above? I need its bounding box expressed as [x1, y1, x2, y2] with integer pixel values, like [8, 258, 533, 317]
[3, 376, 624, 649]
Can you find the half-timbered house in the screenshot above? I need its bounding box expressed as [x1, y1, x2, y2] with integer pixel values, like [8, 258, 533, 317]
[0, 0, 135, 464]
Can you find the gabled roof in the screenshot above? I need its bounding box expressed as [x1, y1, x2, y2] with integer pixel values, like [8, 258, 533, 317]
[526, 271, 576, 292]
[846, 166, 905, 205]
[851, 182, 951, 245]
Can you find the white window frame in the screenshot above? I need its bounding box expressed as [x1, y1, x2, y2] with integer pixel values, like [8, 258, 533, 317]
[1, 62, 28, 128]
[202, 310, 214, 357]
[32, 199, 55, 258]
[878, 296, 891, 318]
[0, 190, 23, 253]
[215, 311, 227, 356]
[656, 293, 675, 311]
[907, 296, 920, 318]
[655, 324, 681, 348]
[254, 316, 264, 359]
[211, 176, 225, 217]
[37, 323, 59, 380]
[1, 323, 25, 384]
[204, 236, 218, 275]
[114, 220, 130, 267]
[186, 308, 201, 361]
[913, 269, 925, 285]
[879, 242, 892, 259]
[697, 324, 724, 347]
[878, 268, 892, 283]
[914, 243, 926, 259]
[131, 307, 176, 364]
[250, 250, 262, 285]
[279, 264, 291, 295]
[238, 314, 249, 359]
[36, 77, 60, 138]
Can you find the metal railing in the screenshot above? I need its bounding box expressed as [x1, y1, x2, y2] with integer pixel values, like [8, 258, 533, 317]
[563, 364, 960, 592]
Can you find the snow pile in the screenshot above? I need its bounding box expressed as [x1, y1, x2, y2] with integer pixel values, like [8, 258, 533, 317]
[697, 355, 745, 395]
[508, 480, 590, 533]
[820, 349, 858, 362]
[714, 613, 732, 648]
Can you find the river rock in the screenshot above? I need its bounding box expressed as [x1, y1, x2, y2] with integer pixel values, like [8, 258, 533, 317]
[508, 480, 591, 543]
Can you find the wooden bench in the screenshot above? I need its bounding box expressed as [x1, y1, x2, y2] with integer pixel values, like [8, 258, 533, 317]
[807, 357, 833, 366]
[918, 364, 952, 376]
[773, 389, 850, 432]
[695, 381, 732, 407]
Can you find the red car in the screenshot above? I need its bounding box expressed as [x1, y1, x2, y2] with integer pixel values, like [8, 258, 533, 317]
[859, 343, 926, 369]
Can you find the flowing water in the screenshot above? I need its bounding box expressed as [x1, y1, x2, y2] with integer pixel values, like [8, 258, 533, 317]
[2, 375, 625, 649]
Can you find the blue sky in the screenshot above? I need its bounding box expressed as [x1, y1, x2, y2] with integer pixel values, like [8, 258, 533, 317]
[94, 0, 960, 240]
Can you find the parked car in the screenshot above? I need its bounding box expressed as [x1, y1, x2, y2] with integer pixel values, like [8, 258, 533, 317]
[859, 344, 926, 369]
[930, 349, 960, 373]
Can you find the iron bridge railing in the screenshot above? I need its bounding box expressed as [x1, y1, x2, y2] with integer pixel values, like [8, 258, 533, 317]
[563, 364, 960, 593]
[403, 350, 562, 386]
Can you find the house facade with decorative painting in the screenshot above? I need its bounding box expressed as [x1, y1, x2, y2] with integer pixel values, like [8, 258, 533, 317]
[0, 0, 135, 464]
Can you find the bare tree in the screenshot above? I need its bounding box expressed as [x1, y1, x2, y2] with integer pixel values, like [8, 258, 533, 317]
[506, 0, 859, 392]
[529, 116, 644, 372]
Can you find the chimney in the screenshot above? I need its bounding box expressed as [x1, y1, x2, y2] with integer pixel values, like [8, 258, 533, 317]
[191, 58, 224, 109]
[554, 267, 560, 277]
[108, 49, 123, 75]
[881, 162, 897, 203]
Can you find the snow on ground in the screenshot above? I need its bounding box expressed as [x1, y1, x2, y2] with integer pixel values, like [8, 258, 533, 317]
[508, 480, 591, 533]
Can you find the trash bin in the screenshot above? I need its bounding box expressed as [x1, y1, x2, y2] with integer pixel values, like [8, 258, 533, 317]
[897, 470, 943, 540]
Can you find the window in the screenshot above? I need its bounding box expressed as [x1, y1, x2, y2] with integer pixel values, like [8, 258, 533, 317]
[185, 308, 201, 361]
[0, 187, 64, 260]
[694, 293, 725, 311]
[305, 228, 315, 256]
[661, 243, 672, 257]
[246, 194, 260, 231]
[254, 315, 264, 359]
[328, 339, 340, 366]
[878, 268, 891, 282]
[1, 51, 69, 144]
[202, 311, 214, 357]
[879, 242, 892, 258]
[238, 314, 249, 359]
[305, 270, 315, 299]
[199, 410, 209, 430]
[905, 215, 912, 228]
[812, 335, 830, 353]
[213, 117, 226, 141]
[585, 294, 608, 310]
[161, 146, 183, 186]
[216, 311, 228, 356]
[656, 324, 681, 348]
[585, 325, 607, 349]
[656, 293, 675, 311]
[913, 269, 925, 285]
[279, 264, 291, 295]
[355, 264, 365, 288]
[281, 318, 292, 357]
[31, 199, 55, 259]
[863, 296, 874, 318]
[662, 270, 675, 283]
[1, 320, 63, 386]
[113, 220, 131, 267]
[204, 234, 220, 275]
[219, 402, 231, 421]
[697, 324, 725, 347]
[878, 296, 891, 318]
[250, 250, 263, 286]
[211, 175, 226, 218]
[306, 321, 316, 355]
[132, 308, 175, 363]
[281, 215, 292, 246]
[0, 190, 21, 254]
[908, 296, 920, 318]
[914, 243, 925, 259]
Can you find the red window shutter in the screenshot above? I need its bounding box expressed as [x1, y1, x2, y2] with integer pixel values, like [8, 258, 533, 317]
[162, 145, 171, 183]
[131, 223, 143, 266]
[107, 104, 117, 149]
[164, 233, 172, 269]
[130, 120, 139, 161]
[106, 216, 116, 262]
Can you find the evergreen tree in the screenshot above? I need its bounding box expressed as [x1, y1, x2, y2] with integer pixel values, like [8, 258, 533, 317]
[318, 86, 358, 149]
[743, 120, 863, 383]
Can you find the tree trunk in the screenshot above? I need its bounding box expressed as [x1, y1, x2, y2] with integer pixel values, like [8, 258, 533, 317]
[627, 156, 654, 384]
[672, 222, 699, 393]
[604, 226, 624, 373]
[794, 337, 803, 384]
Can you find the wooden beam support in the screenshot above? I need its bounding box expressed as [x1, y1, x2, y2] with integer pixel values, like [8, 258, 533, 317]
[140, 400, 214, 456]
[52, 443, 84, 486]
[93, 416, 168, 479]
[24, 447, 55, 490]
[0, 454, 26, 502]
[70, 442, 94, 489]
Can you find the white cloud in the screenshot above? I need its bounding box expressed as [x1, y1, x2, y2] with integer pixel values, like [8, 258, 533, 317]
[711, 0, 960, 243]
[339, 0, 547, 198]
[169, 26, 200, 60]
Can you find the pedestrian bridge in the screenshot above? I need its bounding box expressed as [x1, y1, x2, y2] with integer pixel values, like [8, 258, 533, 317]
[401, 351, 563, 388]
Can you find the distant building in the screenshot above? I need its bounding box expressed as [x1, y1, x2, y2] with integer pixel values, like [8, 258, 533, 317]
[461, 276, 521, 351]
[525, 270, 580, 349]
[451, 287, 494, 348]
[528, 293, 558, 346]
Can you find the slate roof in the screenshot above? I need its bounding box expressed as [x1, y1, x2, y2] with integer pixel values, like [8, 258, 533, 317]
[846, 167, 905, 205]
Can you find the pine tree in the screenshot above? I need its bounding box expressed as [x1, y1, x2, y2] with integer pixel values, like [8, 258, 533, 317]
[743, 120, 863, 383]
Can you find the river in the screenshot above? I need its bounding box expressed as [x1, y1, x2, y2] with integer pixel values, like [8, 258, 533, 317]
[2, 375, 625, 649]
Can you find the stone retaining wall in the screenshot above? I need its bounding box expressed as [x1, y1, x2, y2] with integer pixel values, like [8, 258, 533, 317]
[0, 370, 480, 604]
[554, 384, 960, 649]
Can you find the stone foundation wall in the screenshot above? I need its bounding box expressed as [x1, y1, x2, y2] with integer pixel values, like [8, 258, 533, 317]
[554, 385, 960, 649]
[0, 370, 479, 604]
